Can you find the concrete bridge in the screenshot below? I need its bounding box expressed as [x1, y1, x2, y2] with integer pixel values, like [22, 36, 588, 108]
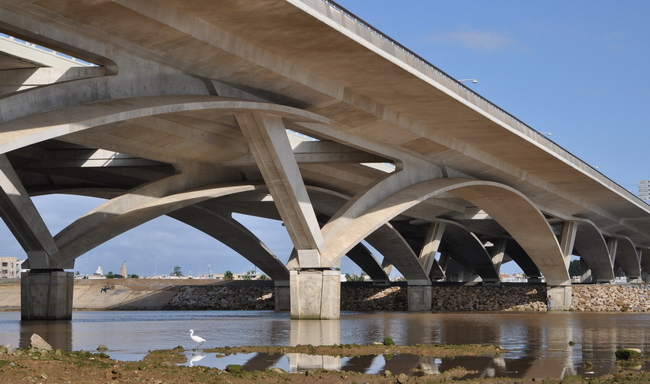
[1, 0, 650, 320]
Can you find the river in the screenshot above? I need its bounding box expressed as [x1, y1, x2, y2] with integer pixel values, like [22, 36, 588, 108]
[0, 310, 648, 379]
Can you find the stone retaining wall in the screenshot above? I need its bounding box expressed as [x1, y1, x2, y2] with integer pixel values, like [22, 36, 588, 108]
[161, 284, 650, 312]
[571, 284, 650, 312]
[5, 280, 650, 312]
[162, 284, 550, 311]
[164, 285, 274, 310]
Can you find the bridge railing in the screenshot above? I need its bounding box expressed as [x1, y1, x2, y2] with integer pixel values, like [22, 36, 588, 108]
[296, 0, 647, 207]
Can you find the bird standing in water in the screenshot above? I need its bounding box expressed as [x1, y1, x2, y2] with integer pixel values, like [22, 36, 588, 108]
[189, 329, 205, 350]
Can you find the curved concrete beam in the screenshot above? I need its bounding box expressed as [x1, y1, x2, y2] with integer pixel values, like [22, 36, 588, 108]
[32, 186, 289, 281]
[0, 95, 329, 155]
[344, 243, 389, 281]
[434, 220, 499, 282]
[54, 163, 236, 248]
[55, 182, 266, 265]
[307, 186, 432, 282]
[571, 219, 615, 282]
[322, 157, 443, 241]
[321, 178, 569, 285]
[503, 240, 542, 279]
[167, 203, 289, 281]
[366, 223, 433, 283]
[451, 183, 569, 285]
[611, 236, 641, 279]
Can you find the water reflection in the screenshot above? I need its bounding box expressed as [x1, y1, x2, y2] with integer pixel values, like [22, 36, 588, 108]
[288, 320, 341, 372]
[19, 320, 72, 350]
[1, 311, 650, 379]
[189, 353, 205, 367]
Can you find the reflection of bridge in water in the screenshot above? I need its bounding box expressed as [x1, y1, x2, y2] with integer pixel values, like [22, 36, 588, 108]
[2, 0, 650, 320]
[13, 311, 650, 379]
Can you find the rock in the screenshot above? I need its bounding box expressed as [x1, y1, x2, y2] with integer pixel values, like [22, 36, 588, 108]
[30, 334, 52, 350]
[396, 373, 409, 384]
[97, 345, 108, 352]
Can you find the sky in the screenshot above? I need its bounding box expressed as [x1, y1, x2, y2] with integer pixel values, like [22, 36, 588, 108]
[2, 1, 650, 278]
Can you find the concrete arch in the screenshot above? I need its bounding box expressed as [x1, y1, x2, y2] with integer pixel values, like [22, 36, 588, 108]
[344, 243, 389, 282]
[167, 204, 289, 281]
[0, 95, 329, 155]
[571, 219, 615, 282]
[502, 240, 542, 279]
[433, 219, 499, 282]
[306, 186, 431, 283]
[55, 182, 267, 266]
[611, 236, 641, 279]
[33, 187, 289, 281]
[321, 178, 570, 285]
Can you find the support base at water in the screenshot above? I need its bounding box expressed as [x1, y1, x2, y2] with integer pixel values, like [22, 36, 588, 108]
[408, 284, 432, 311]
[547, 285, 572, 311]
[290, 269, 340, 319]
[274, 281, 290, 311]
[21, 270, 74, 320]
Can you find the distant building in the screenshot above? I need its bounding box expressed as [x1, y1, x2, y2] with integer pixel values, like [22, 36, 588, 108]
[0, 257, 22, 278]
[639, 180, 650, 202]
[120, 262, 127, 277]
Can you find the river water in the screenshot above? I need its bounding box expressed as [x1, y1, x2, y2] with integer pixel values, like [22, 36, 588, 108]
[0, 310, 648, 379]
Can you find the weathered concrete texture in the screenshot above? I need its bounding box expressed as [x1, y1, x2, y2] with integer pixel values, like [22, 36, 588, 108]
[20, 271, 73, 320]
[547, 285, 572, 311]
[290, 269, 341, 319]
[407, 285, 432, 311]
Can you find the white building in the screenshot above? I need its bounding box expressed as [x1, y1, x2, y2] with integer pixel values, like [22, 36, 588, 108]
[0, 257, 22, 278]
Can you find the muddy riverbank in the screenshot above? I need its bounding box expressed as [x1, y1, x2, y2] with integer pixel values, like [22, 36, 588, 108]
[1, 343, 649, 383]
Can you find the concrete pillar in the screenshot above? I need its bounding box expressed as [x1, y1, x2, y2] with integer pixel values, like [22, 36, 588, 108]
[407, 284, 432, 311]
[578, 258, 592, 283]
[546, 285, 572, 311]
[560, 221, 578, 269]
[274, 281, 290, 311]
[290, 269, 340, 319]
[21, 270, 74, 320]
[419, 222, 445, 275]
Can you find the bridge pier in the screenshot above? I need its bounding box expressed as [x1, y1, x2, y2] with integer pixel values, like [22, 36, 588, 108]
[274, 281, 291, 311]
[546, 285, 572, 311]
[407, 284, 432, 311]
[290, 269, 340, 319]
[21, 270, 74, 320]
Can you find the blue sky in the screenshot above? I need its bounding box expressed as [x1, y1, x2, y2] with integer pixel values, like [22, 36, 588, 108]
[2, 1, 650, 278]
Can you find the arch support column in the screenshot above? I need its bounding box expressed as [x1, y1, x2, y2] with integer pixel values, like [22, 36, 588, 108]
[236, 112, 334, 319]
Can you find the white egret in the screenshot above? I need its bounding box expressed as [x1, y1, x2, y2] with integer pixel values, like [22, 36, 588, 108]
[189, 329, 205, 350]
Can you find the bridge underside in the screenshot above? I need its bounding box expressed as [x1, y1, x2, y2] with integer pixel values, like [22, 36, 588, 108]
[1, 0, 650, 319]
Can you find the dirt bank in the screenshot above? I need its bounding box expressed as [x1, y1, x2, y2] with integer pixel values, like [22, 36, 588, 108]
[0, 344, 648, 383]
